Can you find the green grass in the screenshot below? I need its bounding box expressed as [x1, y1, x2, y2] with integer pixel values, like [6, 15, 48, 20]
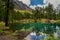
[0, 23, 5, 30]
[0, 23, 5, 27]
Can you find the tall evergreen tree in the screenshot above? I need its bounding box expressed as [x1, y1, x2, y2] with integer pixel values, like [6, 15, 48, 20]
[45, 3, 54, 20]
[2, 0, 14, 26]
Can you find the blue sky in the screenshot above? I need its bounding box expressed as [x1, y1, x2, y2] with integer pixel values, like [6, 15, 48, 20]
[30, 0, 44, 6]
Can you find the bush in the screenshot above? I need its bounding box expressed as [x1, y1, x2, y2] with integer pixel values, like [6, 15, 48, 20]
[9, 23, 24, 32]
[0, 30, 4, 35]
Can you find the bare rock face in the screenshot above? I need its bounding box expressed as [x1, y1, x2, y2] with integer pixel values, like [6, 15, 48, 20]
[13, 0, 32, 10]
[14, 31, 31, 40]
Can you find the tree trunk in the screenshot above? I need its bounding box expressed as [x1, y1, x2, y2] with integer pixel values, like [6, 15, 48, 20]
[5, 0, 9, 26]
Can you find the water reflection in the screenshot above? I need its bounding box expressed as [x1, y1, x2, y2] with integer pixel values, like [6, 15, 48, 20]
[25, 32, 47, 40]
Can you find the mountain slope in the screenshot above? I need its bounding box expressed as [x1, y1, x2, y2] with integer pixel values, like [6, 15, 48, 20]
[13, 0, 32, 10]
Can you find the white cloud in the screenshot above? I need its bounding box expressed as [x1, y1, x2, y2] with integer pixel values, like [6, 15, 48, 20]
[45, 0, 60, 8]
[18, 0, 30, 6]
[30, 5, 37, 9]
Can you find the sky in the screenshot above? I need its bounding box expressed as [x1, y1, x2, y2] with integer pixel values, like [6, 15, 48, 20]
[18, 0, 60, 9]
[30, 0, 44, 5]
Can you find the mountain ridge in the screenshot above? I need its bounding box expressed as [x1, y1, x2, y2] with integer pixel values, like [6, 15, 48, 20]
[13, 0, 32, 10]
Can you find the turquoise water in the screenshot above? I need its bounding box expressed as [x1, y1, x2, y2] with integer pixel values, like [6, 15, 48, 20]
[29, 23, 60, 34]
[10, 22, 60, 33]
